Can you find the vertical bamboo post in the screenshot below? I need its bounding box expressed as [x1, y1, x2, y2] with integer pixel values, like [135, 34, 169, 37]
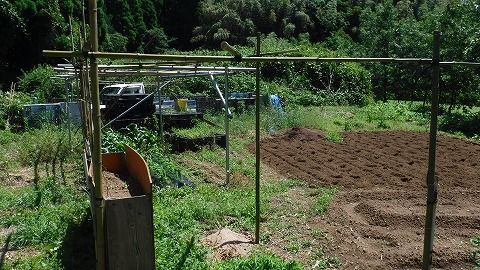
[224, 67, 230, 185]
[255, 33, 261, 244]
[78, 64, 89, 149]
[84, 64, 94, 150]
[157, 80, 164, 140]
[422, 30, 441, 270]
[88, 0, 105, 269]
[66, 79, 72, 145]
[69, 15, 75, 52]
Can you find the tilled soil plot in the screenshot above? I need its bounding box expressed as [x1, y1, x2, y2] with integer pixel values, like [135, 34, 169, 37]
[257, 128, 480, 269]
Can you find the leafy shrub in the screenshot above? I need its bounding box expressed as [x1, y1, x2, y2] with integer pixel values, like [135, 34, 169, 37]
[0, 91, 30, 130]
[102, 32, 129, 52]
[359, 101, 425, 129]
[439, 109, 480, 137]
[259, 39, 373, 106]
[140, 27, 169, 54]
[166, 35, 372, 107]
[102, 125, 181, 186]
[243, 35, 373, 106]
[17, 65, 64, 103]
[18, 126, 81, 185]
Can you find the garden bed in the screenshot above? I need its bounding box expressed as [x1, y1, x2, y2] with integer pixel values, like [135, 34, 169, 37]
[168, 121, 225, 152]
[255, 127, 480, 269]
[168, 133, 226, 153]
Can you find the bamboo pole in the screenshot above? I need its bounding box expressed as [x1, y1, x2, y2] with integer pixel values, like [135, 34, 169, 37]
[84, 65, 94, 152]
[44, 50, 480, 67]
[57, 64, 256, 72]
[78, 63, 89, 151]
[59, 70, 228, 76]
[422, 31, 441, 270]
[439, 61, 480, 66]
[69, 15, 75, 52]
[44, 50, 435, 64]
[221, 42, 242, 61]
[88, 0, 105, 269]
[224, 67, 230, 185]
[254, 33, 261, 244]
[157, 80, 164, 140]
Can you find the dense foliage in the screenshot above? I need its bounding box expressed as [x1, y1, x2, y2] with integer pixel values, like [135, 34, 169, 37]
[0, 0, 479, 106]
[102, 125, 183, 186]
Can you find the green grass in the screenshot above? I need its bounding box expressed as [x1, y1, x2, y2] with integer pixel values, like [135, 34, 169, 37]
[172, 121, 223, 138]
[2, 253, 63, 270]
[2, 102, 477, 269]
[0, 177, 88, 248]
[215, 252, 303, 270]
[472, 235, 480, 267]
[0, 176, 89, 270]
[152, 179, 295, 269]
[311, 187, 337, 214]
[204, 101, 430, 143]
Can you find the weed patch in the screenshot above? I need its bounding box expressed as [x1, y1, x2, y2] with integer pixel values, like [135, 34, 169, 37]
[172, 121, 223, 138]
[215, 251, 303, 270]
[472, 235, 480, 267]
[311, 187, 337, 214]
[152, 180, 293, 269]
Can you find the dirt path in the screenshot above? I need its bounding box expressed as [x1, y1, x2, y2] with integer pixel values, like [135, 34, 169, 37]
[256, 128, 480, 269]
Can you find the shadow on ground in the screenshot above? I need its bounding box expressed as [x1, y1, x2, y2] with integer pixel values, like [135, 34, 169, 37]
[0, 233, 12, 269]
[58, 212, 95, 270]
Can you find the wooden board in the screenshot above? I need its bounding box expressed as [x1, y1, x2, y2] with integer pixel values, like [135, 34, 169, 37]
[105, 195, 154, 270]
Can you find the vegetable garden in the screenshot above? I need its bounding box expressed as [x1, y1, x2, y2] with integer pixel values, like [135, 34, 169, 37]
[1, 1, 480, 269]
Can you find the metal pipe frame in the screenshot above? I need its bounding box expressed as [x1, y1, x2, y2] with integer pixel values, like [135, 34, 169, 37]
[208, 73, 233, 117]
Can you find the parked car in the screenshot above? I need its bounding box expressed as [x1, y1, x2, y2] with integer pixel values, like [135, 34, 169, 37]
[100, 83, 145, 104]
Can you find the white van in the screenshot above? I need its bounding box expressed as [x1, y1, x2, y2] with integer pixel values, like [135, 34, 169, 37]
[101, 83, 145, 96]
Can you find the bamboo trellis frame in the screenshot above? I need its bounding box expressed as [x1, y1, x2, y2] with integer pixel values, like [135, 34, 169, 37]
[42, 3, 480, 269]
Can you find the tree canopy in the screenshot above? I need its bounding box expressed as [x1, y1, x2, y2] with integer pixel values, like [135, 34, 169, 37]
[0, 0, 478, 105]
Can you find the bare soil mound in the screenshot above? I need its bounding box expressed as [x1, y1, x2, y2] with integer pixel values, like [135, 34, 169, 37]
[256, 128, 480, 269]
[201, 228, 254, 260]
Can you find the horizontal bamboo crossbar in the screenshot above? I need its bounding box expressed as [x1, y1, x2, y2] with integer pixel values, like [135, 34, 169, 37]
[44, 50, 433, 64]
[55, 64, 256, 71]
[44, 50, 480, 66]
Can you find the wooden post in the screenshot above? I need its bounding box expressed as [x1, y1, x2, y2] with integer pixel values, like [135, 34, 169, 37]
[88, 0, 105, 269]
[422, 30, 441, 270]
[255, 33, 261, 244]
